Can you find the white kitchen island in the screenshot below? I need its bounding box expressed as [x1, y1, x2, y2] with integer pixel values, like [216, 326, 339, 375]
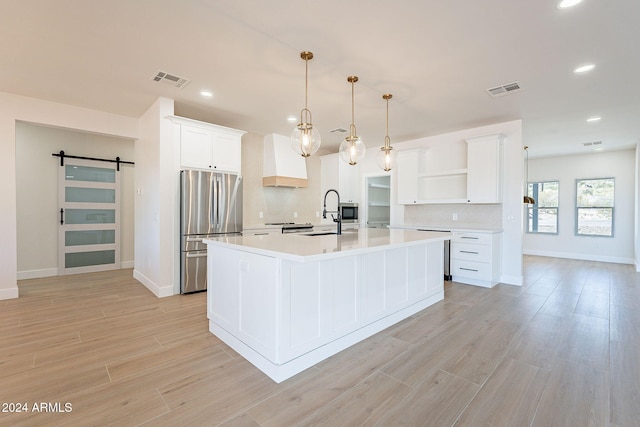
[204, 228, 450, 383]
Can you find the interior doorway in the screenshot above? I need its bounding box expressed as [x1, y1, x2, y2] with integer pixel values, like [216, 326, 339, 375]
[15, 122, 135, 280]
[365, 175, 391, 228]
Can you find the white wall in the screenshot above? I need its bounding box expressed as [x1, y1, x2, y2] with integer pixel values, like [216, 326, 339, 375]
[0, 91, 138, 300]
[134, 98, 179, 297]
[524, 149, 635, 264]
[15, 122, 135, 278]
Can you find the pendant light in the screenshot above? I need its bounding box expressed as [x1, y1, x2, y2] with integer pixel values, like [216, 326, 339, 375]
[376, 93, 397, 171]
[290, 51, 321, 157]
[339, 76, 366, 165]
[523, 146, 536, 204]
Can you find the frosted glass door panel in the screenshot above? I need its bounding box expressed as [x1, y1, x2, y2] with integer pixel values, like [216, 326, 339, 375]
[65, 250, 116, 268]
[65, 165, 115, 183]
[59, 159, 121, 274]
[65, 230, 116, 246]
[65, 187, 115, 203]
[65, 209, 116, 224]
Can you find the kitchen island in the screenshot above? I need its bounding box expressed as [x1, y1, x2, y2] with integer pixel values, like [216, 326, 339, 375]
[204, 228, 450, 383]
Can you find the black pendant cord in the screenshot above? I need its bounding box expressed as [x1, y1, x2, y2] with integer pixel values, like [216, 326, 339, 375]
[52, 150, 134, 171]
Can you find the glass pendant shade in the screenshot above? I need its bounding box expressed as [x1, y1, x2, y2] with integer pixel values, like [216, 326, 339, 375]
[376, 141, 397, 171]
[291, 109, 321, 157]
[339, 133, 366, 165]
[339, 76, 365, 165]
[377, 93, 396, 171]
[290, 51, 321, 157]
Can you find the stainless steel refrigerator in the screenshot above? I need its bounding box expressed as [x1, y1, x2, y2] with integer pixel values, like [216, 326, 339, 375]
[180, 169, 243, 293]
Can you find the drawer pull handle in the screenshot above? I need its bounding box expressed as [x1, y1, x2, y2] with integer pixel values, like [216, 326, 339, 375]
[460, 267, 479, 272]
[461, 236, 479, 240]
[460, 250, 479, 254]
[253, 232, 269, 236]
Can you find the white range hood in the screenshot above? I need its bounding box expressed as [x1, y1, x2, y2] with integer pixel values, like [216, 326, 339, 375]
[263, 133, 308, 188]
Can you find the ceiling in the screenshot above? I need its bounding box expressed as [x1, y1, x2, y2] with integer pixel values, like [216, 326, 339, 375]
[2, 0, 639, 158]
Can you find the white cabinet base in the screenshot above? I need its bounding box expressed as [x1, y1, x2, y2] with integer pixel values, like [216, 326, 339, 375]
[206, 237, 444, 383]
[450, 231, 502, 288]
[209, 292, 442, 383]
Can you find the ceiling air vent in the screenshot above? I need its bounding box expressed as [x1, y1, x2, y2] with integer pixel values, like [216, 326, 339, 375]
[583, 141, 602, 147]
[486, 81, 522, 97]
[330, 128, 347, 133]
[151, 70, 191, 89]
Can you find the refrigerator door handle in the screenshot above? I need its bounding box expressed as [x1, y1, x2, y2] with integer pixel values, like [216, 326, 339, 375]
[185, 252, 208, 258]
[218, 176, 226, 230]
[216, 176, 223, 229]
[208, 173, 215, 232]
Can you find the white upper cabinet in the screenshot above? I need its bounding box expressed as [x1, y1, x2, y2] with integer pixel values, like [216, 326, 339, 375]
[320, 153, 360, 203]
[396, 133, 503, 205]
[170, 116, 245, 174]
[396, 150, 421, 204]
[466, 133, 503, 203]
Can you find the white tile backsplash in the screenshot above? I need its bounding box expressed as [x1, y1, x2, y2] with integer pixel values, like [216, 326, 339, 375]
[404, 203, 503, 229]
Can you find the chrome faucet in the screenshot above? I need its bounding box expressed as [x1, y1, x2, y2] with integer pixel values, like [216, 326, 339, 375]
[322, 189, 342, 235]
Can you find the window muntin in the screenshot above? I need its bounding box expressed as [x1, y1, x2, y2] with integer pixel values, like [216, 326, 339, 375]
[527, 181, 559, 234]
[576, 178, 614, 237]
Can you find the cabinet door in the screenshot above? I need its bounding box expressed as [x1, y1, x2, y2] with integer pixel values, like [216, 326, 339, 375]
[212, 133, 241, 173]
[180, 125, 214, 169]
[396, 150, 419, 204]
[466, 135, 502, 203]
[339, 160, 359, 202]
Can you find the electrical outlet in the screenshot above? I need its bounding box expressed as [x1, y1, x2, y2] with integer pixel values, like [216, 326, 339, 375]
[259, 211, 263, 219]
[452, 213, 458, 221]
[293, 211, 298, 219]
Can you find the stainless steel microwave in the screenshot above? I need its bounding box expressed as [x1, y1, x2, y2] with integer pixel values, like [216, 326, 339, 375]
[339, 202, 358, 223]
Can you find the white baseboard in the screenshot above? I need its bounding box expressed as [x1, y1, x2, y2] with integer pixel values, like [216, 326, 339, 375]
[523, 249, 634, 265]
[0, 287, 19, 300]
[500, 274, 523, 286]
[133, 269, 175, 298]
[17, 260, 136, 280]
[17, 268, 59, 280]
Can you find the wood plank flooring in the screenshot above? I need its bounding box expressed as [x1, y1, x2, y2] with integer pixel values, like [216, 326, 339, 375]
[1, 256, 638, 426]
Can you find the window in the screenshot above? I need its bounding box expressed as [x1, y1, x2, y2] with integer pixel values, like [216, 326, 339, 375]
[527, 181, 559, 234]
[576, 178, 614, 236]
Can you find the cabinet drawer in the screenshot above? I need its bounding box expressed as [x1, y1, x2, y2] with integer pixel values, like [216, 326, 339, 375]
[451, 232, 492, 245]
[451, 242, 490, 262]
[451, 259, 490, 281]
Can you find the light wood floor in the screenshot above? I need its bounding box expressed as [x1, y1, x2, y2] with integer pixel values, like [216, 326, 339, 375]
[1, 256, 638, 426]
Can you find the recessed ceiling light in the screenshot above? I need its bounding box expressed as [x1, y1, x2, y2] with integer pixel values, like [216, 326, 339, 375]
[557, 0, 583, 9]
[287, 116, 297, 123]
[200, 90, 213, 97]
[574, 64, 595, 74]
[586, 116, 602, 122]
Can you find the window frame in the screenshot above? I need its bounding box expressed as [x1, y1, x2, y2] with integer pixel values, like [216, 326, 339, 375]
[526, 180, 559, 235]
[575, 177, 614, 237]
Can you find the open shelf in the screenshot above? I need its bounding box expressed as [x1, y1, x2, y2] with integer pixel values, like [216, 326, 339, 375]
[419, 168, 467, 178]
[368, 183, 391, 189]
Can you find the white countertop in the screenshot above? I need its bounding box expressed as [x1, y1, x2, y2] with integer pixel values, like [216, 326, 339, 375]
[243, 222, 360, 231]
[389, 224, 503, 233]
[205, 228, 451, 262]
